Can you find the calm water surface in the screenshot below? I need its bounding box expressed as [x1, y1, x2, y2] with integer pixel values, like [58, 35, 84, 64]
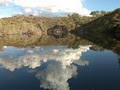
[0, 45, 120, 90]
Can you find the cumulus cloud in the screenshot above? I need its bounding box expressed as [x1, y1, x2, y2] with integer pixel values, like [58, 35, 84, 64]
[0, 46, 91, 90]
[14, 0, 88, 12]
[20, 8, 41, 16]
[0, 45, 91, 71]
[24, 8, 32, 13]
[0, 0, 91, 17]
[0, 0, 11, 5]
[36, 62, 77, 90]
[0, 15, 4, 18]
[14, 0, 91, 16]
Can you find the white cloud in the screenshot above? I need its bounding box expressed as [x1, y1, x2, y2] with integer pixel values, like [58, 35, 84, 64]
[0, 0, 11, 5]
[20, 8, 41, 16]
[0, 45, 91, 71]
[0, 0, 90, 16]
[12, 0, 90, 16]
[36, 62, 77, 90]
[0, 15, 4, 18]
[13, 0, 81, 12]
[24, 8, 32, 13]
[0, 46, 91, 90]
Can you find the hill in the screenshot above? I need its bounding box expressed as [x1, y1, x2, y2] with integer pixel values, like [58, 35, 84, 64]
[72, 8, 120, 55]
[0, 14, 93, 36]
[74, 8, 120, 40]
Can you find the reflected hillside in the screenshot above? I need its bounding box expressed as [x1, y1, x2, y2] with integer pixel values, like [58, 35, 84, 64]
[72, 9, 120, 56]
[37, 33, 93, 47]
[0, 33, 93, 48]
[0, 35, 42, 47]
[73, 31, 120, 56]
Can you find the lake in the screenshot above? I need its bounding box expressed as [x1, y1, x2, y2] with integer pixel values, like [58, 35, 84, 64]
[0, 44, 120, 90]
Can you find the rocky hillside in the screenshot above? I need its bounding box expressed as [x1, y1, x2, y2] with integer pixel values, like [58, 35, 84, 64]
[0, 14, 93, 36]
[75, 8, 120, 39]
[72, 8, 120, 55]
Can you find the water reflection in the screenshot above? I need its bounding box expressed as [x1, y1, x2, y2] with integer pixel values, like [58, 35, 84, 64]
[47, 25, 68, 38]
[35, 62, 77, 90]
[0, 34, 92, 49]
[0, 45, 91, 90]
[72, 30, 120, 56]
[0, 46, 90, 71]
[0, 35, 41, 47]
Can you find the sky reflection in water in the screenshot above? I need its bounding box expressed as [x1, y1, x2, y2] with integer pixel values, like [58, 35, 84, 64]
[0, 45, 120, 90]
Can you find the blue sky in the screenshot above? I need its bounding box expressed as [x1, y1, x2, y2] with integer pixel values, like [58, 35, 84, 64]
[0, 0, 120, 18]
[83, 0, 120, 11]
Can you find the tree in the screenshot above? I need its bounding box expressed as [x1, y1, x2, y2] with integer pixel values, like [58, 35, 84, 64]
[68, 13, 81, 26]
[101, 11, 107, 16]
[90, 11, 100, 17]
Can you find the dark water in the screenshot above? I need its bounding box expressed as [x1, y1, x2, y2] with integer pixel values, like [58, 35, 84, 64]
[0, 45, 120, 90]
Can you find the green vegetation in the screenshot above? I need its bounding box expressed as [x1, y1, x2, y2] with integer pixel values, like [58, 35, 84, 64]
[75, 8, 120, 37]
[73, 8, 120, 55]
[90, 10, 109, 17]
[0, 13, 94, 36]
[0, 8, 120, 55]
[0, 34, 93, 50]
[0, 8, 119, 37]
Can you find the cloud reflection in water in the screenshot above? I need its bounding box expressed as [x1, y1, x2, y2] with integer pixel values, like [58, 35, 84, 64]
[0, 45, 91, 90]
